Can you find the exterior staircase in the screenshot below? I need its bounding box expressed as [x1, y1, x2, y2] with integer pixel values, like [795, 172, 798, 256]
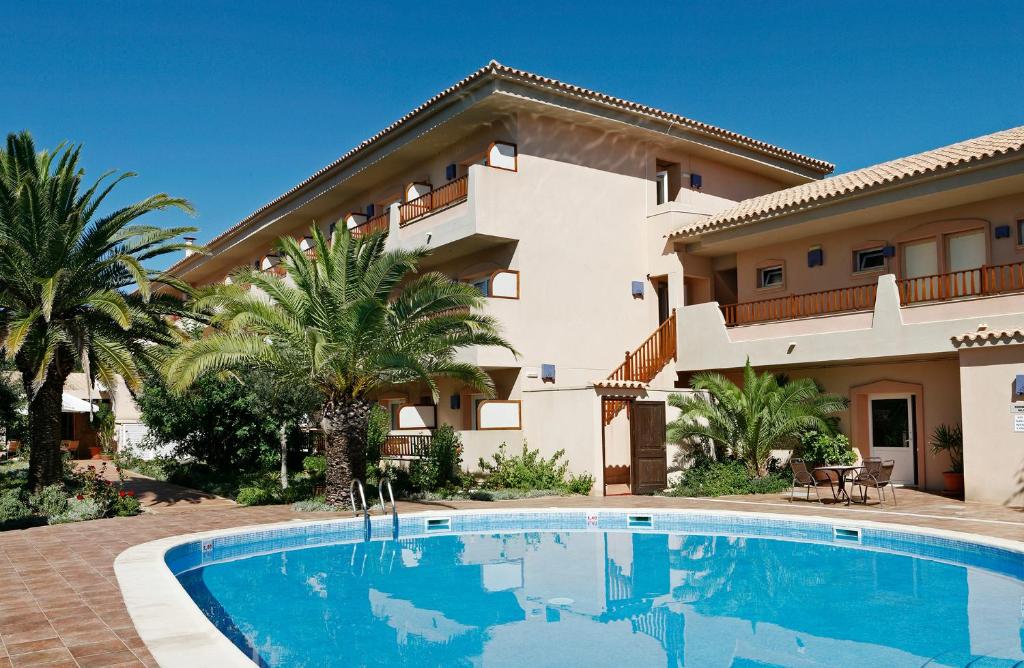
[601, 311, 677, 425]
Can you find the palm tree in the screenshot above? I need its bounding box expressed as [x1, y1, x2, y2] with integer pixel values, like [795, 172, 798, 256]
[667, 360, 848, 477]
[0, 131, 196, 489]
[165, 226, 514, 505]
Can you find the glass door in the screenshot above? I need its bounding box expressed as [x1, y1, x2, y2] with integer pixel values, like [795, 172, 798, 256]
[868, 394, 916, 485]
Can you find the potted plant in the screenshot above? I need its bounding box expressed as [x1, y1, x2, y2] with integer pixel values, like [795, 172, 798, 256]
[930, 424, 963, 495]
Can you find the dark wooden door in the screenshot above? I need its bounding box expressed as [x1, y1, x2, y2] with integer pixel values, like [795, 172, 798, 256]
[630, 401, 667, 494]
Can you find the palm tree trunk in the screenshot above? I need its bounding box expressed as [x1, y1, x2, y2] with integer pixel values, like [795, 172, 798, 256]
[279, 423, 289, 490]
[322, 399, 371, 507]
[24, 366, 69, 490]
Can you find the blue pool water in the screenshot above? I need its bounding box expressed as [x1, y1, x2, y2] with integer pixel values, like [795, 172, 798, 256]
[176, 519, 1024, 667]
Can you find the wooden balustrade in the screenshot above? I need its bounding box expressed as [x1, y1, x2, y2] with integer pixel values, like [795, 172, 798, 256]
[381, 434, 432, 458]
[898, 261, 1024, 305]
[602, 313, 677, 425]
[351, 212, 389, 237]
[262, 265, 287, 277]
[608, 312, 677, 383]
[720, 284, 877, 327]
[399, 175, 469, 226]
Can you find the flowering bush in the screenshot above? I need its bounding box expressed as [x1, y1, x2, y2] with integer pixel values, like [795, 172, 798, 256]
[112, 491, 141, 517]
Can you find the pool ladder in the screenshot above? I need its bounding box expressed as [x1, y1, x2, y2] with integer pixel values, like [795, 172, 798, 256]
[349, 478, 399, 540]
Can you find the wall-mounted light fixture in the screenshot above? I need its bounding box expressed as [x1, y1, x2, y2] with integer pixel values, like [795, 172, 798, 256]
[995, 225, 1011, 239]
[690, 173, 703, 190]
[541, 364, 556, 383]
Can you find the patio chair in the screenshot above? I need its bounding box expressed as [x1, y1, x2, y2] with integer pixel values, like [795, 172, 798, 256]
[853, 459, 897, 506]
[844, 456, 881, 487]
[789, 458, 838, 503]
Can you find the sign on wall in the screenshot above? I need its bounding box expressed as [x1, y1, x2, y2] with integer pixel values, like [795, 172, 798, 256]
[1014, 414, 1024, 433]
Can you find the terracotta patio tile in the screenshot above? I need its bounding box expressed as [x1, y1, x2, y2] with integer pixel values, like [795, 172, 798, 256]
[67, 640, 130, 659]
[7, 647, 74, 667]
[58, 630, 119, 647]
[0, 658, 11, 668]
[74, 649, 139, 667]
[1, 625, 58, 647]
[3, 639, 64, 657]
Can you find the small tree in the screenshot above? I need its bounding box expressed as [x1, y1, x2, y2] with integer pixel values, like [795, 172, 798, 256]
[667, 361, 848, 477]
[165, 226, 514, 505]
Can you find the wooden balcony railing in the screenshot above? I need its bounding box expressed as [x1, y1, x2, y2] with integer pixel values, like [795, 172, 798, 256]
[351, 212, 389, 238]
[898, 261, 1024, 305]
[381, 434, 431, 458]
[721, 284, 878, 327]
[262, 265, 287, 278]
[399, 175, 468, 226]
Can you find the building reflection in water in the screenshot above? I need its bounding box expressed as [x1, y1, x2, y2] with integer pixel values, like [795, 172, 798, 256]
[183, 530, 1024, 667]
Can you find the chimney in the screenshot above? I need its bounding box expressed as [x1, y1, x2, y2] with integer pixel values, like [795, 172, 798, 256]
[183, 237, 196, 258]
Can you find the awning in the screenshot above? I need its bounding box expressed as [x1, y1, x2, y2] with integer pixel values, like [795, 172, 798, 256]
[16, 393, 98, 414]
[61, 394, 97, 414]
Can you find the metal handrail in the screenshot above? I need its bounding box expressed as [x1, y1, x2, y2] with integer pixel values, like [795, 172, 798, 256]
[378, 477, 396, 516]
[349, 479, 368, 517]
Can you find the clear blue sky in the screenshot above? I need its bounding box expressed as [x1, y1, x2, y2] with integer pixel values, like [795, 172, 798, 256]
[3, 1, 1022, 268]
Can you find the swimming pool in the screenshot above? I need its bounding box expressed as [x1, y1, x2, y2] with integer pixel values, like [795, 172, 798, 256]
[121, 510, 1024, 667]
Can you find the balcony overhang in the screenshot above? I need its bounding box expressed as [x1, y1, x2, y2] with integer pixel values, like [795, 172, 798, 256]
[681, 156, 1024, 256]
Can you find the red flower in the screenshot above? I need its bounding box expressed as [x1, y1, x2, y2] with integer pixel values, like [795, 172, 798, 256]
[118, 491, 127, 498]
[76, 494, 84, 500]
[127, 491, 135, 497]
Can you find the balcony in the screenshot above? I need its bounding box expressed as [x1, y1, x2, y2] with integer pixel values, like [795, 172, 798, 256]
[399, 175, 468, 226]
[385, 164, 520, 263]
[678, 267, 1024, 372]
[719, 261, 1024, 328]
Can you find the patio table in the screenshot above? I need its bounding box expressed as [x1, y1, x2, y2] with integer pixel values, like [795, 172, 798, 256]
[813, 465, 860, 505]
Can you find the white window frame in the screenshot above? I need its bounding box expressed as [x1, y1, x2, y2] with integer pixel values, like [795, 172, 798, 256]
[854, 247, 887, 273]
[757, 265, 784, 289]
[655, 170, 669, 205]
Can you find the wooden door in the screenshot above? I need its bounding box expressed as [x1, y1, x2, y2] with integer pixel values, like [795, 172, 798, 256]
[630, 401, 667, 494]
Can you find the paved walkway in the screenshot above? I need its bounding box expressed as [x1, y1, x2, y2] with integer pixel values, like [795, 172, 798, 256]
[0, 488, 1020, 667]
[72, 461, 236, 512]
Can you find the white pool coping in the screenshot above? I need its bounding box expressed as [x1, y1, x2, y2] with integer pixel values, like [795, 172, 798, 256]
[114, 507, 1024, 668]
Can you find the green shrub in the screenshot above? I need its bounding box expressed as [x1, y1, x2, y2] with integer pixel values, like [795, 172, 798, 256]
[235, 486, 273, 506]
[29, 485, 69, 518]
[302, 455, 327, 477]
[48, 498, 103, 525]
[479, 443, 570, 490]
[565, 473, 594, 495]
[0, 490, 32, 525]
[796, 430, 857, 467]
[664, 458, 790, 497]
[409, 426, 464, 492]
[292, 499, 335, 512]
[112, 493, 142, 517]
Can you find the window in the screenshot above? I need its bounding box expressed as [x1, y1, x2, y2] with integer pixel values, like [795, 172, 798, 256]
[902, 239, 938, 279]
[1018, 219, 1024, 246]
[854, 247, 886, 273]
[471, 277, 490, 297]
[655, 170, 669, 205]
[384, 399, 404, 430]
[946, 230, 985, 272]
[469, 394, 487, 430]
[757, 265, 784, 289]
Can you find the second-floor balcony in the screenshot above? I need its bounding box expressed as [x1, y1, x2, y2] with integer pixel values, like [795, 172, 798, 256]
[720, 261, 1024, 327]
[678, 261, 1024, 372]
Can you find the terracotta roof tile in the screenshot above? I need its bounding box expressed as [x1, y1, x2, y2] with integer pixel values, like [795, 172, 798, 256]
[168, 61, 831, 275]
[592, 379, 647, 390]
[671, 125, 1024, 240]
[952, 326, 1024, 347]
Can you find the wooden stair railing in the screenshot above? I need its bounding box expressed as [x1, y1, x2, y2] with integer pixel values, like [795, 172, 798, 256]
[602, 312, 677, 425]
